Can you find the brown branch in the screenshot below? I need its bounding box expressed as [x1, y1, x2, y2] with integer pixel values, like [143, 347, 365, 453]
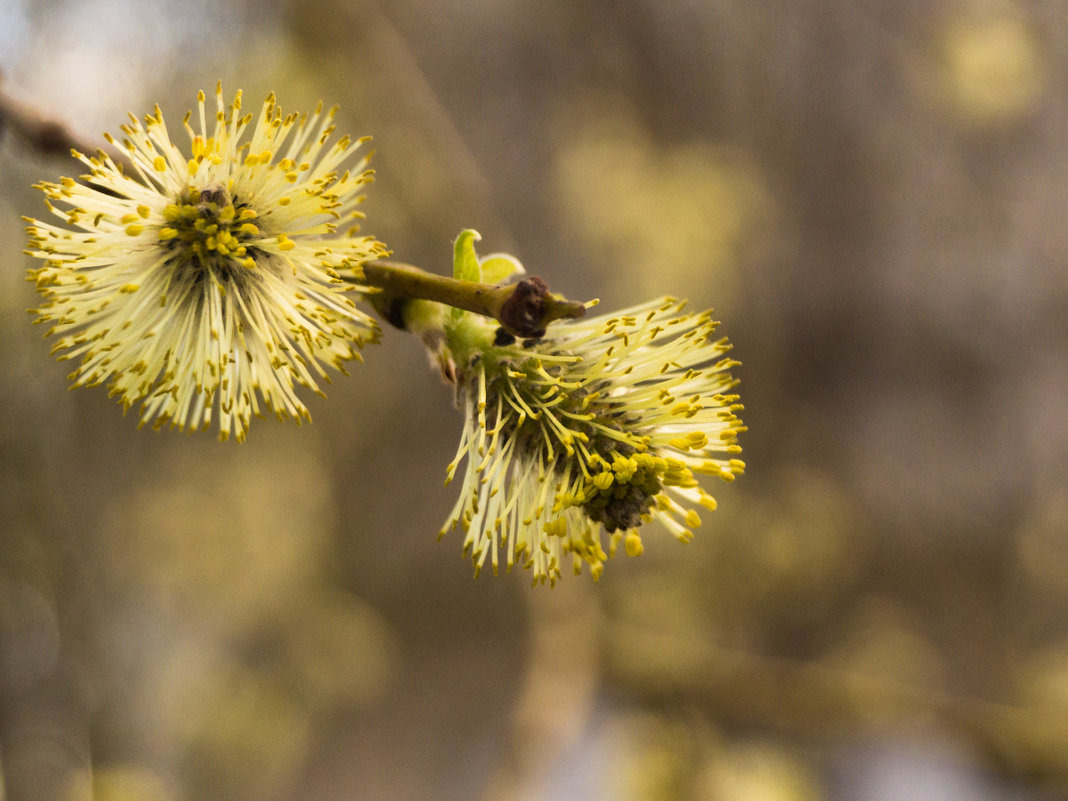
[360, 259, 588, 339]
[608, 638, 1068, 791]
[0, 77, 108, 161]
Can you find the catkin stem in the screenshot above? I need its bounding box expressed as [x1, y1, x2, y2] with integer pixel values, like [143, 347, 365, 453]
[357, 259, 588, 338]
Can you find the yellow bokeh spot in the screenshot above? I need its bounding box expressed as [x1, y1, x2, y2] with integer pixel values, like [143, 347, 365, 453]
[553, 94, 771, 303]
[934, 10, 1046, 124]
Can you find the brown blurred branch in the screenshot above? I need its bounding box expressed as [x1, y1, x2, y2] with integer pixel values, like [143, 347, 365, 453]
[610, 639, 1068, 793]
[0, 77, 103, 160]
[480, 582, 602, 801]
[363, 3, 498, 221]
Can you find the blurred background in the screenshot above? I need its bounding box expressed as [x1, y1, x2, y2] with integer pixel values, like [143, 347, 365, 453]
[1, 0, 1067, 799]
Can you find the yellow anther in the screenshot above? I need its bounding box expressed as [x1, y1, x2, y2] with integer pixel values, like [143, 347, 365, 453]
[542, 517, 567, 537]
[612, 456, 638, 482]
[624, 532, 644, 557]
[592, 472, 614, 491]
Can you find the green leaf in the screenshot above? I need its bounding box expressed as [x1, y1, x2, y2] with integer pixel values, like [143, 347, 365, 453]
[479, 253, 525, 285]
[453, 229, 482, 282]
